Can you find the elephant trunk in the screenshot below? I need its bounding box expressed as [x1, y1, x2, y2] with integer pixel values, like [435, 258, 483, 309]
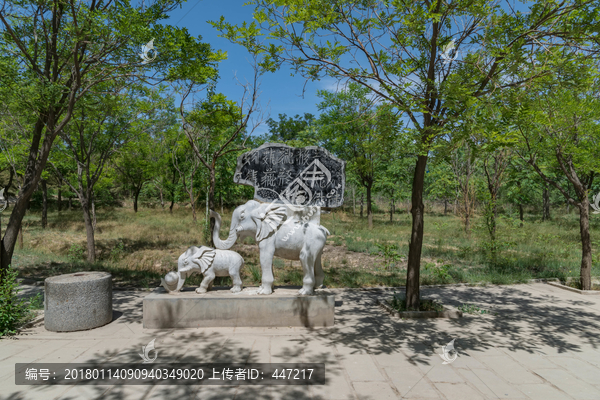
[210, 210, 238, 250]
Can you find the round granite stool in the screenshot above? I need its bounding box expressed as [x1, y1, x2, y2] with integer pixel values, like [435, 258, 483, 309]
[44, 272, 112, 332]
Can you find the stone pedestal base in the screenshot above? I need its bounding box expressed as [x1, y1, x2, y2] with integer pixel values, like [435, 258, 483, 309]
[143, 287, 335, 329]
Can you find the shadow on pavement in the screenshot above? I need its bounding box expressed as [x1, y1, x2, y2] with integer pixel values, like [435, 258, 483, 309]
[4, 283, 600, 400]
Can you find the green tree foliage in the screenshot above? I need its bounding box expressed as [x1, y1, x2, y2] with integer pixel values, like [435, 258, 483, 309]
[504, 158, 539, 226]
[116, 128, 169, 214]
[178, 66, 263, 243]
[0, 0, 223, 279]
[450, 140, 480, 236]
[316, 83, 402, 229]
[425, 156, 457, 215]
[51, 84, 173, 261]
[213, 0, 599, 309]
[457, 100, 514, 258]
[511, 57, 600, 290]
[265, 113, 315, 142]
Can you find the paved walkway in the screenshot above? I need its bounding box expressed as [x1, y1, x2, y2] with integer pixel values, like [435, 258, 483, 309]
[2, 283, 600, 400]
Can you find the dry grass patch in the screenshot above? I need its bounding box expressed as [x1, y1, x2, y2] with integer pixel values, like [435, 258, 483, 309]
[7, 204, 599, 289]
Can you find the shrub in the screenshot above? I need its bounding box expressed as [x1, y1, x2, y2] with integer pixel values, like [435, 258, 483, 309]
[68, 243, 85, 261]
[109, 241, 126, 261]
[457, 303, 490, 314]
[376, 243, 403, 270]
[0, 268, 42, 337]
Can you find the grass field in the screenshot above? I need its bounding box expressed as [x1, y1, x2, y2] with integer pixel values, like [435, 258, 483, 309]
[7, 203, 600, 289]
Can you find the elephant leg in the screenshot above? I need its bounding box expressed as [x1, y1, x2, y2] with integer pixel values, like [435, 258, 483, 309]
[196, 270, 215, 294]
[258, 244, 275, 295]
[229, 264, 243, 293]
[314, 251, 325, 288]
[298, 248, 315, 295]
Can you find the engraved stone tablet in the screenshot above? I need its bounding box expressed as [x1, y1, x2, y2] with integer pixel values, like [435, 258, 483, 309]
[233, 143, 346, 208]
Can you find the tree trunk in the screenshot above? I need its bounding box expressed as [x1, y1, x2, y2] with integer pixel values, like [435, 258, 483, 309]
[491, 200, 497, 239]
[80, 198, 96, 263]
[158, 187, 165, 209]
[542, 185, 550, 221]
[444, 199, 448, 214]
[360, 194, 364, 218]
[169, 174, 176, 214]
[519, 203, 524, 228]
[207, 170, 217, 247]
[220, 192, 223, 215]
[366, 184, 373, 229]
[487, 194, 498, 261]
[133, 188, 141, 213]
[390, 196, 394, 223]
[68, 197, 72, 210]
[0, 215, 2, 271]
[0, 119, 48, 282]
[5, 168, 14, 198]
[189, 183, 197, 222]
[57, 187, 62, 212]
[41, 179, 48, 229]
[406, 155, 427, 311]
[579, 198, 592, 290]
[91, 194, 97, 232]
[18, 225, 23, 250]
[352, 186, 356, 215]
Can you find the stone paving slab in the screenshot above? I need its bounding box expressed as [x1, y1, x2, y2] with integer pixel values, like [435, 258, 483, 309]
[433, 383, 484, 400]
[2, 283, 600, 399]
[384, 365, 433, 397]
[455, 368, 499, 399]
[517, 383, 574, 400]
[352, 381, 399, 400]
[532, 368, 600, 400]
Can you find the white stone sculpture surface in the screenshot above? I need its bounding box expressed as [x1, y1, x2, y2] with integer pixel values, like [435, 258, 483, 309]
[211, 202, 329, 296]
[161, 246, 245, 294]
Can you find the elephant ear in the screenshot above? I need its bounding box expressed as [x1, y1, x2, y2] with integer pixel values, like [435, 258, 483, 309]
[253, 206, 287, 242]
[190, 246, 216, 274]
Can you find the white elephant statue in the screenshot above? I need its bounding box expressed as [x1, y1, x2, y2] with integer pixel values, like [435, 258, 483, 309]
[161, 246, 245, 294]
[210, 200, 329, 295]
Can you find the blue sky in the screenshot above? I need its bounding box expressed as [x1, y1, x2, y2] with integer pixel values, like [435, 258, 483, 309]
[166, 0, 333, 136]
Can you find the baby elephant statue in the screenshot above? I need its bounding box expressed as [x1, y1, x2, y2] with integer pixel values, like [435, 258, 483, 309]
[161, 246, 245, 294]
